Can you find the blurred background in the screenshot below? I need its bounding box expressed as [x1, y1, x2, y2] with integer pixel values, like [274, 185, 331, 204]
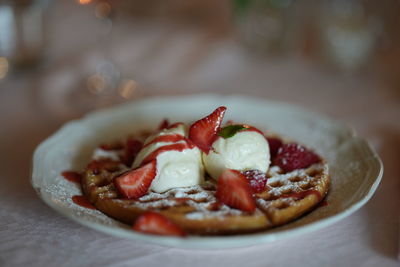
[0, 1, 399, 265]
[1, 0, 399, 120]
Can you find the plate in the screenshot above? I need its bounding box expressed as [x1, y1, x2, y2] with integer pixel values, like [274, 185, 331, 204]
[31, 94, 383, 249]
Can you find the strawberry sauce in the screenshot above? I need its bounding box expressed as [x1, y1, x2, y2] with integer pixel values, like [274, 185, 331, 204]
[61, 171, 82, 183]
[318, 200, 329, 207]
[243, 125, 264, 135]
[142, 142, 195, 164]
[158, 119, 170, 130]
[72, 195, 96, 209]
[143, 134, 187, 148]
[123, 138, 143, 166]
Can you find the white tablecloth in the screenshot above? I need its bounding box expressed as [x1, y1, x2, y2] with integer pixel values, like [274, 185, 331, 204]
[0, 1, 398, 266]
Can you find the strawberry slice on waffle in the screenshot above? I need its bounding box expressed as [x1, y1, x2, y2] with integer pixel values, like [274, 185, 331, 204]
[114, 160, 157, 199]
[133, 212, 186, 237]
[216, 169, 256, 212]
[273, 143, 320, 172]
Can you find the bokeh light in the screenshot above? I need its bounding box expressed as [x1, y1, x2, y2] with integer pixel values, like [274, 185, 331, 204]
[95, 2, 112, 18]
[118, 79, 138, 99]
[0, 57, 9, 79]
[87, 74, 106, 94]
[78, 0, 91, 5]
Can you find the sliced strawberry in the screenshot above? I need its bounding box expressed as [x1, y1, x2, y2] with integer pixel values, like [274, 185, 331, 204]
[243, 170, 268, 193]
[266, 137, 283, 158]
[158, 119, 170, 130]
[113, 160, 157, 199]
[133, 212, 186, 237]
[123, 138, 143, 166]
[188, 106, 227, 153]
[215, 169, 256, 212]
[273, 143, 321, 172]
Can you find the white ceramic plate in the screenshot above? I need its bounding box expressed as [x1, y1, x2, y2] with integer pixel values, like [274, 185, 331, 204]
[31, 94, 383, 249]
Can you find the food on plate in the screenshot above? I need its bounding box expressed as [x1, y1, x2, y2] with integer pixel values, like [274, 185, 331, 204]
[66, 106, 329, 236]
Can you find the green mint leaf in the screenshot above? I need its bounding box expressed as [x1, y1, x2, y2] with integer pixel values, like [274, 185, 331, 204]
[218, 125, 248, 139]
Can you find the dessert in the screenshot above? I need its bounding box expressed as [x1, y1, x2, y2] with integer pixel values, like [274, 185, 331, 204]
[69, 106, 329, 236]
[131, 123, 204, 193]
[203, 125, 271, 180]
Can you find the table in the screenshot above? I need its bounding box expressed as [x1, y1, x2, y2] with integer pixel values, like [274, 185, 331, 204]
[0, 1, 399, 266]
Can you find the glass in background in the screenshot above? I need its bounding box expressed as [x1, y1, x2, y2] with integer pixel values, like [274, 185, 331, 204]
[0, 0, 51, 79]
[316, 0, 381, 72]
[233, 0, 298, 56]
[51, 0, 142, 116]
[231, 0, 386, 75]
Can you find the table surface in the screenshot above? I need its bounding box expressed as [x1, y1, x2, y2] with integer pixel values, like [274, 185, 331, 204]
[0, 1, 399, 266]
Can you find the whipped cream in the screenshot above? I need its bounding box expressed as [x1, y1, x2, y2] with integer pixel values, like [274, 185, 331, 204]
[133, 123, 204, 193]
[202, 130, 270, 180]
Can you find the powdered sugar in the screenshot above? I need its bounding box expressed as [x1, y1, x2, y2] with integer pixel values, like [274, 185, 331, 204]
[41, 176, 119, 226]
[121, 162, 328, 220]
[116, 183, 247, 219]
[92, 148, 122, 161]
[185, 204, 243, 220]
[267, 163, 326, 196]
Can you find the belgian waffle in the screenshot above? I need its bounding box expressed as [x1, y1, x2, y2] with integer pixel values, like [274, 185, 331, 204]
[81, 134, 329, 235]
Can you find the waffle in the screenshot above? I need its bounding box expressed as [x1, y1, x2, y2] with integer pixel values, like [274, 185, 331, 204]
[81, 134, 330, 235]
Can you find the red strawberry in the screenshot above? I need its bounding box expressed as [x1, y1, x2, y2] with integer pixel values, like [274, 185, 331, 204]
[243, 170, 268, 193]
[215, 169, 256, 212]
[123, 138, 143, 166]
[266, 137, 283, 158]
[189, 106, 227, 153]
[158, 119, 170, 130]
[113, 160, 157, 199]
[273, 143, 320, 172]
[133, 212, 186, 237]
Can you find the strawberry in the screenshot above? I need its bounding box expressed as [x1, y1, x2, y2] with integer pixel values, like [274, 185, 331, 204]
[158, 119, 170, 130]
[273, 143, 320, 172]
[243, 170, 268, 193]
[133, 212, 186, 237]
[215, 169, 256, 212]
[113, 160, 157, 199]
[188, 106, 227, 153]
[123, 138, 143, 166]
[266, 137, 283, 158]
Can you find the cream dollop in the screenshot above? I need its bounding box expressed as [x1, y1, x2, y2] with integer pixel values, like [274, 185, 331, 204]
[133, 123, 204, 193]
[202, 130, 270, 180]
